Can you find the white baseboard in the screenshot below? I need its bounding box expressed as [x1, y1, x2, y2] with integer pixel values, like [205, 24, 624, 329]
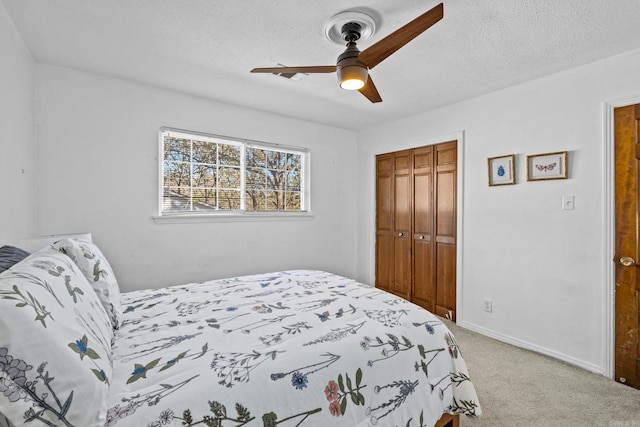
[456, 320, 604, 376]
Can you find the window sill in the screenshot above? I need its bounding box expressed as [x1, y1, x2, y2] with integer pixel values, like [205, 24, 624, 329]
[153, 211, 315, 224]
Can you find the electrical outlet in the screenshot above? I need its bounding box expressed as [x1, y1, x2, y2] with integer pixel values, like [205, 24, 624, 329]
[483, 299, 493, 313]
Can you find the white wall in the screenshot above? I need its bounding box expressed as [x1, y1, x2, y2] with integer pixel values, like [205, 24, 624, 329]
[34, 65, 358, 291]
[0, 1, 35, 245]
[356, 48, 640, 375]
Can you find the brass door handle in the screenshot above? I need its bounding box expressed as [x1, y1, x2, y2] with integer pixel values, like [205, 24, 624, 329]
[620, 256, 636, 267]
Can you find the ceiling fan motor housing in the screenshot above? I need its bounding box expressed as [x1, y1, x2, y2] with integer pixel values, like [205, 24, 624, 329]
[337, 42, 368, 90]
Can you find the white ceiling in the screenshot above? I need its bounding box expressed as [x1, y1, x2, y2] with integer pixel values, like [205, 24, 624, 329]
[4, 0, 640, 131]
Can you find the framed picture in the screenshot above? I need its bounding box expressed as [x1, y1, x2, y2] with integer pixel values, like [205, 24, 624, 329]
[487, 154, 515, 186]
[526, 151, 567, 181]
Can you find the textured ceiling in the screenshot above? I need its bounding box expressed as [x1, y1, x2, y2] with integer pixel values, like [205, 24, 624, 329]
[4, 0, 640, 131]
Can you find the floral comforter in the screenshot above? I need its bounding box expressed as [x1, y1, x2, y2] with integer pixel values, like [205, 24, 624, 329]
[106, 270, 481, 427]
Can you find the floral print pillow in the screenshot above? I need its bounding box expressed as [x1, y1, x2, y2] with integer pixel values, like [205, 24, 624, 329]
[0, 246, 113, 427]
[53, 239, 123, 329]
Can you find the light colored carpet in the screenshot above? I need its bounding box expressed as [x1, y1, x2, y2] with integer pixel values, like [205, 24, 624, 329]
[444, 320, 640, 427]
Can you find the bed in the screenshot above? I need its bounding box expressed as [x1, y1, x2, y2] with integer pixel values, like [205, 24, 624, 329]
[0, 239, 481, 427]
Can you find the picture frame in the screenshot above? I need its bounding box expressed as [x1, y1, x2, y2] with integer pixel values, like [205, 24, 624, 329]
[487, 154, 516, 186]
[526, 151, 568, 181]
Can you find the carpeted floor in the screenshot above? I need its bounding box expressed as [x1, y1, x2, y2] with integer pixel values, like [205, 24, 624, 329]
[444, 320, 640, 427]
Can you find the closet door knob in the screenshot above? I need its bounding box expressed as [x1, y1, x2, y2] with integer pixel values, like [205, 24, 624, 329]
[620, 256, 636, 267]
[398, 232, 404, 237]
[419, 235, 425, 240]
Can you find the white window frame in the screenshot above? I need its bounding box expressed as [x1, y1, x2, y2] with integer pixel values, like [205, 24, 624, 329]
[155, 127, 312, 223]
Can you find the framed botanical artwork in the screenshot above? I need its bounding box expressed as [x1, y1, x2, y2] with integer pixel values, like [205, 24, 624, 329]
[487, 154, 515, 186]
[526, 151, 567, 181]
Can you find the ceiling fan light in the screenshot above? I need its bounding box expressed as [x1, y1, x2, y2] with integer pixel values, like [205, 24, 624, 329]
[338, 65, 367, 90]
[341, 78, 366, 90]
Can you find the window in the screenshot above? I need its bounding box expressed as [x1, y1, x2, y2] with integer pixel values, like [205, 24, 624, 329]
[160, 128, 308, 215]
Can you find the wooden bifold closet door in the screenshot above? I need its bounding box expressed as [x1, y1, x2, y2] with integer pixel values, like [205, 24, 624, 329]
[375, 141, 457, 320]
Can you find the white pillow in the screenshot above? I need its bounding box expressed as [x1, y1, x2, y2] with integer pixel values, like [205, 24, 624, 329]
[19, 233, 93, 253]
[53, 239, 123, 329]
[0, 246, 113, 426]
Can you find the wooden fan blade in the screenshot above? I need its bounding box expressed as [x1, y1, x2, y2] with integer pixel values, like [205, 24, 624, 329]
[251, 66, 337, 74]
[359, 2, 443, 69]
[359, 76, 382, 103]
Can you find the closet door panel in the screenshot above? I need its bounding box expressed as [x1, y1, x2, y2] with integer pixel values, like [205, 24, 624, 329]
[376, 234, 393, 292]
[435, 243, 456, 319]
[393, 236, 412, 299]
[434, 142, 457, 320]
[392, 151, 412, 298]
[393, 152, 412, 233]
[376, 155, 393, 292]
[376, 156, 393, 231]
[436, 170, 456, 239]
[412, 146, 434, 310]
[413, 173, 432, 235]
[394, 173, 411, 232]
[413, 240, 434, 308]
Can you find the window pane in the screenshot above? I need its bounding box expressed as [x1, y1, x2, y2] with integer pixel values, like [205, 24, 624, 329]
[264, 190, 283, 211]
[287, 153, 301, 171]
[246, 169, 266, 189]
[247, 148, 266, 168]
[163, 187, 191, 212]
[192, 164, 216, 188]
[218, 190, 241, 210]
[164, 161, 190, 187]
[246, 190, 265, 211]
[285, 192, 301, 210]
[164, 137, 190, 162]
[219, 144, 241, 166]
[265, 170, 285, 191]
[219, 166, 241, 188]
[287, 171, 301, 191]
[192, 188, 216, 210]
[267, 150, 287, 169]
[192, 140, 216, 164]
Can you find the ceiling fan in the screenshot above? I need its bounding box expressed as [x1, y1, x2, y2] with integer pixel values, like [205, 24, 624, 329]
[251, 3, 444, 103]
